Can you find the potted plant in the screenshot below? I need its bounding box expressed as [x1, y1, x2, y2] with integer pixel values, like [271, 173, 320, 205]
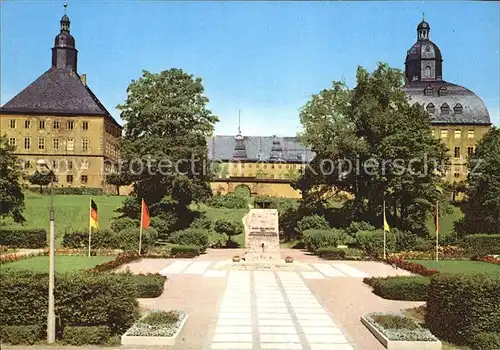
[232, 255, 241, 262]
[285, 256, 293, 263]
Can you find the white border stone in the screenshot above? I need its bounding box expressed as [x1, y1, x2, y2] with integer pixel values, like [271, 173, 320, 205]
[121, 314, 189, 346]
[360, 316, 442, 350]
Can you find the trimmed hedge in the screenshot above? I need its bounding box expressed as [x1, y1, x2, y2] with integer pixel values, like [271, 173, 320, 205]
[130, 274, 167, 298]
[426, 273, 500, 346]
[303, 229, 348, 254]
[62, 326, 110, 345]
[168, 229, 209, 252]
[62, 229, 117, 249]
[317, 247, 347, 260]
[37, 187, 103, 195]
[0, 229, 47, 248]
[471, 332, 500, 350]
[0, 325, 41, 345]
[363, 276, 429, 301]
[170, 245, 200, 258]
[1, 270, 139, 335]
[461, 234, 500, 255]
[356, 230, 395, 258]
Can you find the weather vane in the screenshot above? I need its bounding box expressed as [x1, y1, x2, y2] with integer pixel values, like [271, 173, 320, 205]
[422, 12, 425, 21]
[64, 2, 68, 15]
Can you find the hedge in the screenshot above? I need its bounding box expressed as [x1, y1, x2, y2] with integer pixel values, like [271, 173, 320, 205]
[0, 270, 139, 336]
[461, 234, 500, 255]
[425, 273, 500, 346]
[168, 229, 209, 252]
[356, 230, 395, 258]
[36, 187, 103, 195]
[62, 229, 117, 249]
[130, 273, 167, 298]
[363, 276, 429, 301]
[170, 245, 200, 258]
[0, 325, 41, 345]
[0, 229, 47, 248]
[316, 247, 363, 260]
[303, 229, 348, 254]
[470, 332, 500, 350]
[62, 326, 110, 345]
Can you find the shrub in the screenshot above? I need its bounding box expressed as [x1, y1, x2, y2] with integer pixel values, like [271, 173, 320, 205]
[395, 231, 418, 252]
[356, 230, 395, 258]
[214, 219, 243, 241]
[297, 215, 329, 235]
[170, 245, 200, 258]
[303, 229, 348, 254]
[168, 229, 208, 252]
[62, 229, 118, 249]
[317, 247, 346, 260]
[142, 311, 179, 325]
[471, 332, 500, 350]
[426, 273, 500, 346]
[190, 216, 213, 230]
[345, 221, 375, 236]
[110, 217, 138, 233]
[89, 252, 141, 273]
[116, 227, 158, 253]
[371, 313, 418, 330]
[62, 326, 110, 345]
[0, 229, 47, 248]
[471, 254, 500, 265]
[130, 273, 166, 298]
[0, 325, 41, 345]
[0, 270, 139, 335]
[461, 234, 500, 255]
[363, 276, 429, 301]
[37, 187, 103, 195]
[385, 257, 438, 276]
[208, 193, 247, 209]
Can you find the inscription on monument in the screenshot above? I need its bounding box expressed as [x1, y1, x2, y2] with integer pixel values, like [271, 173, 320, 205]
[243, 209, 280, 261]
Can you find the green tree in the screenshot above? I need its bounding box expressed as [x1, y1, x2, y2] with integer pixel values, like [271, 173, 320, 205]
[117, 69, 218, 230]
[28, 170, 53, 193]
[105, 172, 130, 196]
[0, 135, 25, 222]
[214, 218, 243, 244]
[298, 63, 447, 235]
[460, 127, 500, 234]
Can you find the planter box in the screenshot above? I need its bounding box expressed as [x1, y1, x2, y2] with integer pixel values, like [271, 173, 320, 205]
[121, 314, 188, 346]
[361, 316, 441, 350]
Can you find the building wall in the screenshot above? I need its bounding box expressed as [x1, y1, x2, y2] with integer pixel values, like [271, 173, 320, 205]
[1, 113, 121, 191]
[211, 180, 302, 199]
[431, 124, 490, 182]
[215, 161, 305, 180]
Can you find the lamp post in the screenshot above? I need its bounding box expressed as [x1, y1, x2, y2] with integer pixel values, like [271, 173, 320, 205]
[37, 159, 56, 343]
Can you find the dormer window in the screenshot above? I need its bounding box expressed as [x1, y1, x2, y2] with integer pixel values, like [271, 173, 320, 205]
[441, 103, 450, 114]
[424, 85, 433, 96]
[454, 103, 463, 114]
[438, 86, 448, 96]
[426, 103, 435, 114]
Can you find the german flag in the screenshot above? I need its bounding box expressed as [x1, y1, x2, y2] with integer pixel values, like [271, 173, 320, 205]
[90, 199, 99, 229]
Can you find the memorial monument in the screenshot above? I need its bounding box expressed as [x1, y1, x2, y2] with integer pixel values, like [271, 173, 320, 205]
[242, 209, 281, 261]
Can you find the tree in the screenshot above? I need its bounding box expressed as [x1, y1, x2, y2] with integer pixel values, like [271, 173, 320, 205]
[460, 127, 500, 234]
[117, 69, 218, 230]
[105, 172, 130, 196]
[0, 135, 25, 222]
[298, 63, 448, 235]
[29, 170, 53, 193]
[214, 218, 243, 245]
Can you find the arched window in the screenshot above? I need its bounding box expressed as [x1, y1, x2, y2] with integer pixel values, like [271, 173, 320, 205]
[441, 103, 450, 114]
[423, 66, 432, 79]
[426, 103, 435, 114]
[454, 103, 463, 114]
[424, 85, 433, 96]
[438, 86, 448, 96]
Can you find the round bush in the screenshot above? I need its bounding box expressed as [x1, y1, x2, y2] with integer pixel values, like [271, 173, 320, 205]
[168, 229, 209, 251]
[116, 227, 158, 253]
[297, 215, 329, 235]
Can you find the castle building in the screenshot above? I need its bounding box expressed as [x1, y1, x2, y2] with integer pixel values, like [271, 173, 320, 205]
[402, 19, 492, 182]
[0, 12, 122, 192]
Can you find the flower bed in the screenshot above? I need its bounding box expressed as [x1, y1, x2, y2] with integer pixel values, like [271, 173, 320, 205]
[89, 252, 141, 273]
[471, 254, 500, 265]
[384, 257, 438, 276]
[361, 312, 441, 349]
[389, 245, 469, 260]
[121, 310, 187, 346]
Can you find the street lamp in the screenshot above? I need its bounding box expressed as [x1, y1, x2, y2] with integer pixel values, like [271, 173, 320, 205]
[37, 159, 56, 344]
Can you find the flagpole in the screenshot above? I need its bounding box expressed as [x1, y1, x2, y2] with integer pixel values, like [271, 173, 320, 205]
[435, 200, 439, 262]
[88, 197, 92, 257]
[138, 199, 143, 256]
[383, 199, 387, 260]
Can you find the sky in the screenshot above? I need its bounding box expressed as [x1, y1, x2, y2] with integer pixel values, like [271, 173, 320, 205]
[1, 1, 499, 136]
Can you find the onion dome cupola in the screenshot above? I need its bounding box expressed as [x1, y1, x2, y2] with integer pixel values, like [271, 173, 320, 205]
[232, 111, 248, 160]
[405, 16, 443, 83]
[269, 135, 283, 162]
[52, 3, 78, 71]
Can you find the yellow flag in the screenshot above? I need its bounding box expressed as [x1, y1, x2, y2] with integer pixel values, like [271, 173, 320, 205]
[383, 201, 390, 232]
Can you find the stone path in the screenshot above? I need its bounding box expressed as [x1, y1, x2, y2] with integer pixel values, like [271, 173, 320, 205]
[209, 270, 354, 350]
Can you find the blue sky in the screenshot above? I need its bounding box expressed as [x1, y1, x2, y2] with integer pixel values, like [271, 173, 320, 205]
[1, 1, 499, 136]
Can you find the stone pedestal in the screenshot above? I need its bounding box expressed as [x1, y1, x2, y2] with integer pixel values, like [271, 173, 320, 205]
[243, 209, 281, 261]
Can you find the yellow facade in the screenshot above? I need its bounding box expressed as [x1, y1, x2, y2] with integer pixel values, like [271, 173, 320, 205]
[216, 161, 304, 180]
[0, 113, 121, 191]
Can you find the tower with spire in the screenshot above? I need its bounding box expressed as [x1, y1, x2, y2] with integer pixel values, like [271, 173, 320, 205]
[52, 3, 78, 71]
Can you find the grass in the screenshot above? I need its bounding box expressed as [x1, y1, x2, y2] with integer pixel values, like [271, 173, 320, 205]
[425, 205, 463, 240]
[410, 259, 500, 275]
[2, 255, 114, 273]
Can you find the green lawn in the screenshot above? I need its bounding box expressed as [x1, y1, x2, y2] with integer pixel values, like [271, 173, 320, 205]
[2, 255, 114, 273]
[1, 192, 126, 245]
[410, 260, 500, 275]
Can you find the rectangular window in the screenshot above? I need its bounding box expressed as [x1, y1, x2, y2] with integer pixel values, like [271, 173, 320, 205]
[467, 146, 475, 157]
[454, 146, 460, 158]
[39, 120, 45, 129]
[52, 160, 58, 169]
[68, 160, 73, 170]
[454, 130, 461, 139]
[66, 138, 74, 151]
[468, 130, 474, 139]
[81, 175, 88, 184]
[38, 138, 45, 150]
[256, 163, 260, 169]
[82, 121, 89, 131]
[24, 160, 31, 169]
[248, 163, 252, 168]
[24, 138, 31, 150]
[454, 172, 460, 178]
[66, 175, 73, 183]
[53, 120, 60, 130]
[9, 120, 16, 128]
[25, 120, 31, 129]
[81, 160, 89, 170]
[440, 129, 448, 138]
[9, 138, 16, 147]
[67, 120, 74, 130]
[52, 138, 60, 150]
[82, 138, 89, 151]
[263, 164, 268, 169]
[241, 163, 245, 168]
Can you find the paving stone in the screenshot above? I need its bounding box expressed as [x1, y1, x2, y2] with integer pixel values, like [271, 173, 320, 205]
[295, 313, 332, 321]
[260, 334, 300, 343]
[291, 307, 326, 314]
[301, 271, 326, 279]
[159, 260, 191, 274]
[217, 318, 252, 326]
[302, 326, 343, 335]
[298, 319, 338, 328]
[259, 326, 297, 334]
[305, 334, 349, 343]
[211, 342, 254, 349]
[184, 261, 212, 274]
[258, 313, 293, 320]
[332, 263, 369, 278]
[309, 344, 354, 350]
[261, 343, 303, 349]
[215, 325, 252, 334]
[205, 269, 227, 278]
[218, 312, 251, 319]
[258, 319, 295, 326]
[212, 333, 253, 342]
[312, 263, 346, 277]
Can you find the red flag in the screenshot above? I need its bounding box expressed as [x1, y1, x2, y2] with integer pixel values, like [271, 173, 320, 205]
[141, 199, 150, 230]
[434, 202, 439, 234]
